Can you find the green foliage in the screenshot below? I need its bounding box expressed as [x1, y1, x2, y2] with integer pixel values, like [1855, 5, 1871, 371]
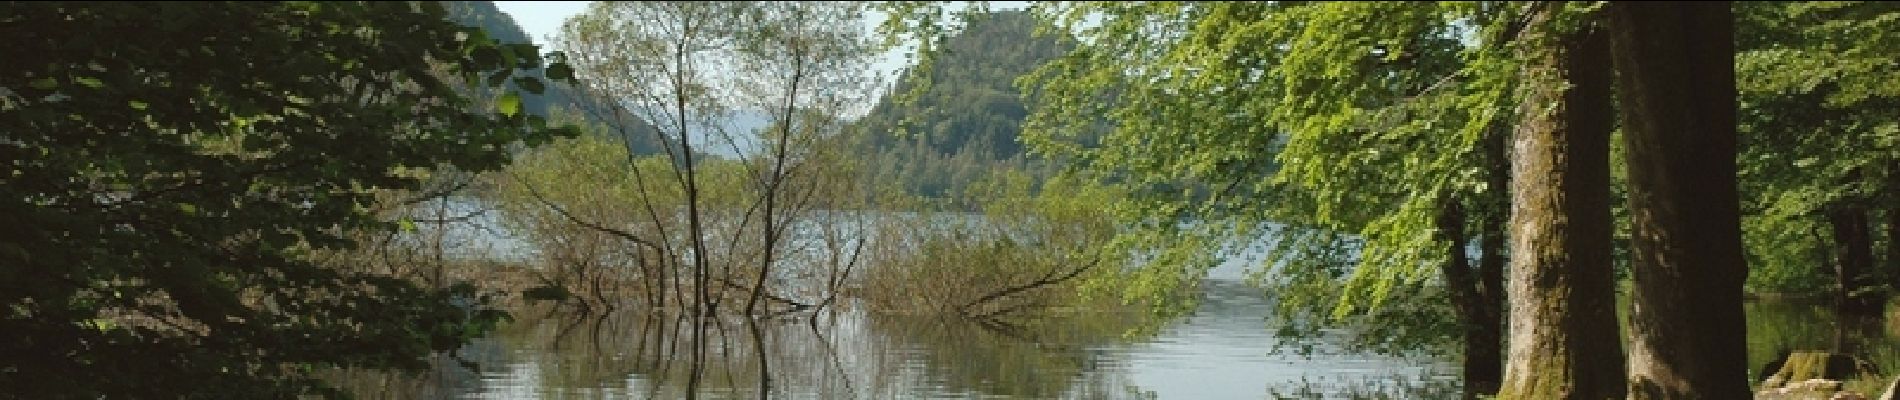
[1736, 1, 1900, 293]
[534, 1, 887, 318]
[1002, 2, 1534, 346]
[860, 11, 1068, 159]
[0, 2, 576, 397]
[852, 10, 1070, 200]
[444, 1, 669, 156]
[858, 170, 1137, 318]
[486, 127, 769, 306]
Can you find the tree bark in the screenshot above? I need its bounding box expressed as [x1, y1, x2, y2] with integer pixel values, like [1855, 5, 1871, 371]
[1475, 123, 1509, 398]
[1479, 120, 1509, 344]
[1496, 7, 1625, 399]
[1889, 161, 1900, 288]
[1437, 200, 1501, 399]
[1891, 206, 1900, 288]
[1829, 205, 1877, 313]
[1608, 2, 1751, 399]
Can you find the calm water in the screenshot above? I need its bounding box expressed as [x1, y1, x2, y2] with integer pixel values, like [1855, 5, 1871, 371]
[328, 278, 1464, 399]
[327, 282, 1900, 399]
[1744, 298, 1900, 381]
[360, 204, 1898, 398]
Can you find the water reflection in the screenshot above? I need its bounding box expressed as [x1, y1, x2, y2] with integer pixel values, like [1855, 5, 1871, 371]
[1745, 299, 1900, 381]
[357, 203, 1900, 398]
[328, 284, 1900, 399]
[327, 279, 1460, 399]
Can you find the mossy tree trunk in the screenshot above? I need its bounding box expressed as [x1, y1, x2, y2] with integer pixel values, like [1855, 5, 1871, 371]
[1608, 2, 1752, 398]
[1496, 5, 1625, 399]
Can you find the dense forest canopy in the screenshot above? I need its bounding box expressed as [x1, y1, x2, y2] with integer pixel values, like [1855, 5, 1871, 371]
[0, 1, 575, 397]
[849, 10, 1072, 200]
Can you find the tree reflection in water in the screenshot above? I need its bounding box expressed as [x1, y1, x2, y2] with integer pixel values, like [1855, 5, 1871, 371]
[322, 293, 1465, 399]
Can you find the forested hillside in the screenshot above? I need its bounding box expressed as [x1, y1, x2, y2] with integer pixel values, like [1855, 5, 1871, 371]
[850, 11, 1071, 200]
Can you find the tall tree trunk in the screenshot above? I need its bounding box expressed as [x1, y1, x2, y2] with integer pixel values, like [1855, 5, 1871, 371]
[1889, 161, 1900, 288]
[1496, 7, 1624, 399]
[1829, 204, 1877, 313]
[1479, 122, 1508, 341]
[1437, 200, 1500, 398]
[1608, 2, 1751, 399]
[1462, 120, 1512, 399]
[1891, 206, 1900, 288]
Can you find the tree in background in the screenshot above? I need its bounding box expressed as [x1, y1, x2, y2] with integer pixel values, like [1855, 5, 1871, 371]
[855, 1, 1900, 398]
[1736, 1, 1900, 312]
[997, 2, 1533, 396]
[0, 2, 574, 397]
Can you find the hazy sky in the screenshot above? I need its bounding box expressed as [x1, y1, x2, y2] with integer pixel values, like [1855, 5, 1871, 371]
[490, 1, 1032, 79]
[489, 1, 1029, 157]
[492, 1, 589, 46]
[494, 1, 1027, 46]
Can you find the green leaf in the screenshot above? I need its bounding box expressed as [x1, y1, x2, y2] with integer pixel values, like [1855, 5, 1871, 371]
[129, 100, 148, 110]
[545, 63, 575, 82]
[398, 218, 417, 232]
[28, 77, 57, 90]
[506, 43, 541, 67]
[74, 77, 104, 89]
[496, 93, 521, 117]
[486, 69, 514, 87]
[470, 45, 503, 68]
[512, 76, 545, 95]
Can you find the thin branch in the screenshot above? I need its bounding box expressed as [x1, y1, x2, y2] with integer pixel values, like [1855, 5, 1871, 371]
[505, 170, 665, 255]
[956, 251, 1104, 316]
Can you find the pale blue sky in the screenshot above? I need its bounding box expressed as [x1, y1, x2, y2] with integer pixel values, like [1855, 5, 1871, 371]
[496, 1, 911, 79]
[492, 1, 590, 46]
[491, 1, 1032, 78]
[495, 1, 1028, 47]
[490, 1, 1032, 158]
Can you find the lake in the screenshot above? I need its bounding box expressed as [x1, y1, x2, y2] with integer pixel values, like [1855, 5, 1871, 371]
[349, 204, 1898, 398]
[328, 277, 1465, 399]
[324, 275, 1900, 399]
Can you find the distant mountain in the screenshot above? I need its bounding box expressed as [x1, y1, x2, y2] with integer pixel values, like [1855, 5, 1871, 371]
[444, 1, 669, 157]
[848, 11, 1073, 198]
[445, 3, 1069, 177]
[711, 111, 770, 159]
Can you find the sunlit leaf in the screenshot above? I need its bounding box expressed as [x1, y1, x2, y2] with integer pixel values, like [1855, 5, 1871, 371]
[497, 92, 521, 116]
